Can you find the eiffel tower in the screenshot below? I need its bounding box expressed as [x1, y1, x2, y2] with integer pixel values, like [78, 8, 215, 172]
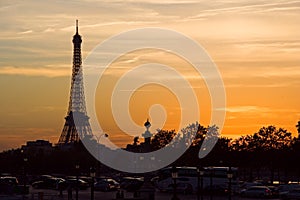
[58, 20, 92, 144]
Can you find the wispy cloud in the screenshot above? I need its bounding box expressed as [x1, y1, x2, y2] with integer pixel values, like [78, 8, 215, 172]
[0, 66, 70, 77]
[223, 106, 270, 113]
[185, 0, 300, 20]
[222, 66, 300, 79]
[18, 30, 33, 34]
[61, 21, 159, 32]
[220, 106, 298, 114]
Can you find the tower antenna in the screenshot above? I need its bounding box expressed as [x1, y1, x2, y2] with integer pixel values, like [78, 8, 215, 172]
[76, 19, 78, 34]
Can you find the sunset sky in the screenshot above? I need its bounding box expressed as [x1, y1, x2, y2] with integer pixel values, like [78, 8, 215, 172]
[1, 0, 300, 151]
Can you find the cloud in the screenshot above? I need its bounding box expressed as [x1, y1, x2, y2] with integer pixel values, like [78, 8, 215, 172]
[232, 40, 300, 52]
[61, 21, 159, 32]
[0, 127, 60, 150]
[220, 106, 298, 114]
[18, 30, 33, 34]
[224, 106, 270, 113]
[0, 66, 70, 77]
[185, 0, 300, 20]
[30, 106, 65, 113]
[222, 65, 300, 79]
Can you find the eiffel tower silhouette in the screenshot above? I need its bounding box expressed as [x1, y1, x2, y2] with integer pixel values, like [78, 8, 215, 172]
[58, 20, 92, 144]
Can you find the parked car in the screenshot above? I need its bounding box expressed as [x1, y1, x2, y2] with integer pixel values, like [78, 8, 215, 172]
[120, 177, 144, 192]
[284, 188, 300, 200]
[0, 176, 19, 194]
[204, 185, 228, 195]
[240, 186, 272, 198]
[94, 178, 120, 191]
[240, 181, 263, 190]
[166, 183, 193, 194]
[268, 185, 279, 198]
[0, 177, 19, 186]
[279, 184, 300, 198]
[66, 178, 89, 190]
[79, 176, 93, 186]
[30, 175, 54, 184]
[32, 178, 66, 190]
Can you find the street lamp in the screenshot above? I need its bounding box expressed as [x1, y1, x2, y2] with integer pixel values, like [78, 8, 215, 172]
[23, 157, 28, 198]
[90, 167, 96, 200]
[94, 133, 109, 143]
[171, 166, 179, 200]
[94, 133, 108, 176]
[227, 167, 233, 200]
[197, 166, 204, 200]
[75, 164, 80, 200]
[209, 167, 213, 200]
[197, 167, 200, 200]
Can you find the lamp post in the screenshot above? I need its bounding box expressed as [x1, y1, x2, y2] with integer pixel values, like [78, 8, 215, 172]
[227, 167, 233, 200]
[23, 157, 28, 199]
[209, 167, 213, 200]
[94, 133, 109, 143]
[75, 164, 80, 200]
[94, 133, 108, 176]
[90, 167, 96, 200]
[199, 167, 204, 200]
[171, 166, 179, 200]
[197, 167, 200, 200]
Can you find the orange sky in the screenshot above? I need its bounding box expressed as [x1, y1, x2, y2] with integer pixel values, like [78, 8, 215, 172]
[0, 0, 300, 151]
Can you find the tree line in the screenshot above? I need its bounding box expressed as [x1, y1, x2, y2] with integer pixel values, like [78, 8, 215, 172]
[127, 121, 300, 182]
[0, 121, 299, 183]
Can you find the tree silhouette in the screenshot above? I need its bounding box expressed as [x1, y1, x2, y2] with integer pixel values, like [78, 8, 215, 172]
[231, 135, 253, 151]
[133, 136, 139, 146]
[151, 129, 176, 151]
[253, 126, 292, 151]
[192, 124, 207, 146]
[126, 136, 141, 152]
[232, 126, 292, 152]
[296, 121, 300, 138]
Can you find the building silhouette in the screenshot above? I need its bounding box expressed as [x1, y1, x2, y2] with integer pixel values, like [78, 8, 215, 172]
[58, 20, 92, 145]
[21, 140, 53, 155]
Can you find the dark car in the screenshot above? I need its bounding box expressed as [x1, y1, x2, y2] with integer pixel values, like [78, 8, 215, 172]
[240, 181, 263, 190]
[32, 178, 56, 189]
[32, 178, 66, 190]
[285, 188, 300, 200]
[240, 186, 272, 198]
[66, 178, 89, 190]
[0, 176, 19, 194]
[0, 177, 19, 186]
[120, 177, 144, 192]
[94, 178, 120, 191]
[30, 175, 54, 184]
[268, 185, 279, 198]
[166, 183, 193, 194]
[79, 177, 93, 186]
[204, 185, 228, 195]
[279, 184, 300, 198]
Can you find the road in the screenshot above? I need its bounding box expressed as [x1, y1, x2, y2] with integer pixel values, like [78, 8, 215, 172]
[0, 187, 282, 200]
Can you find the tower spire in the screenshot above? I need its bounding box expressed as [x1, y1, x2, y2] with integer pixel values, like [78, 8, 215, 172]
[76, 19, 78, 34]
